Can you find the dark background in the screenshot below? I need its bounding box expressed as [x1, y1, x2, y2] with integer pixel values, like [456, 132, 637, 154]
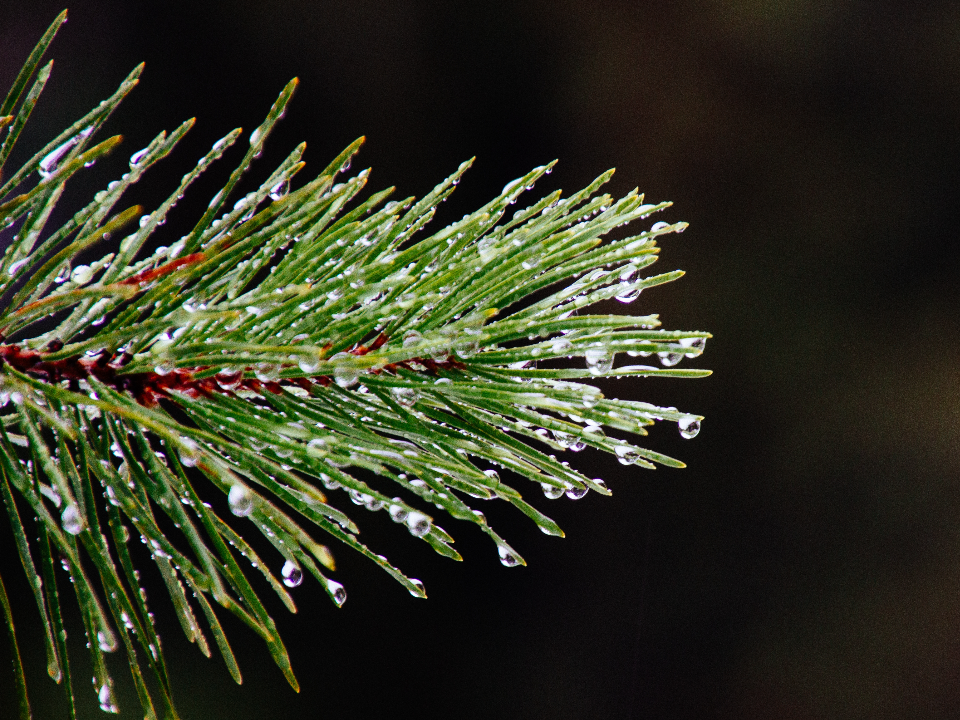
[2, 1, 960, 718]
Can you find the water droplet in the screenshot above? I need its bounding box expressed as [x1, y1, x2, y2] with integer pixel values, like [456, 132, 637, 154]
[483, 469, 500, 484]
[585, 347, 613, 375]
[331, 353, 359, 388]
[7, 258, 28, 277]
[389, 503, 409, 523]
[678, 416, 701, 439]
[178, 438, 200, 467]
[61, 504, 83, 535]
[569, 437, 587, 452]
[270, 179, 290, 201]
[477, 237, 498, 263]
[650, 221, 670, 232]
[228, 485, 254, 517]
[658, 351, 683, 367]
[326, 579, 347, 606]
[408, 578, 426, 597]
[391, 387, 418, 407]
[298, 356, 320, 373]
[129, 148, 149, 168]
[153, 360, 175, 376]
[281, 560, 303, 587]
[254, 362, 279, 381]
[456, 339, 480, 358]
[402, 330, 423, 348]
[615, 284, 642, 303]
[498, 546, 521, 567]
[54, 262, 71, 283]
[98, 683, 118, 713]
[591, 477, 608, 492]
[97, 630, 117, 652]
[551, 338, 573, 354]
[215, 367, 243, 389]
[38, 137, 78, 179]
[406, 511, 431, 537]
[565, 485, 588, 500]
[71, 265, 93, 285]
[679, 336, 706, 356]
[619, 264, 640, 283]
[582, 392, 601, 408]
[541, 483, 564, 499]
[615, 444, 640, 465]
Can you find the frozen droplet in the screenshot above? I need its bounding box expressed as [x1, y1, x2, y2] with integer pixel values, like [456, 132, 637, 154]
[541, 483, 564, 499]
[61, 504, 84, 535]
[326, 579, 347, 606]
[98, 683, 118, 713]
[615, 444, 640, 465]
[565, 484, 588, 500]
[391, 387, 418, 407]
[657, 351, 683, 367]
[270, 179, 290, 201]
[281, 560, 303, 588]
[406, 511, 432, 537]
[71, 264, 93, 286]
[215, 367, 243, 389]
[228, 484, 254, 517]
[38, 137, 78, 179]
[129, 148, 149, 168]
[97, 630, 117, 652]
[615, 284, 642, 303]
[584, 347, 613, 375]
[498, 546, 521, 567]
[678, 416, 701, 439]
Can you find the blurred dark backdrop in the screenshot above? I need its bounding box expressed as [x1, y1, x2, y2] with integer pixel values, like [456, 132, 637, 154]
[2, 1, 960, 718]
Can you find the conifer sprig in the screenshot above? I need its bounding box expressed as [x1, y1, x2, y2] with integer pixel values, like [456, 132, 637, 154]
[0, 11, 710, 718]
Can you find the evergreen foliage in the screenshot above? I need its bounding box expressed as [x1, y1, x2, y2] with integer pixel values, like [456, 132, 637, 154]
[0, 11, 709, 718]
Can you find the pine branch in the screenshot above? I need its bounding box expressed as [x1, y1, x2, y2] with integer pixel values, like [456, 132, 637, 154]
[0, 11, 710, 718]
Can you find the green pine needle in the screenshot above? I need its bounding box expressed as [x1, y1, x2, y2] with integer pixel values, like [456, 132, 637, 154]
[0, 10, 710, 718]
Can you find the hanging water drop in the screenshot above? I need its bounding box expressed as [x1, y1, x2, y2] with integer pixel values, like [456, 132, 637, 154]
[97, 630, 117, 652]
[129, 147, 149, 168]
[228, 484, 254, 517]
[584, 347, 613, 375]
[388, 503, 409, 524]
[71, 264, 94, 286]
[298, 355, 321, 373]
[38, 137, 78, 179]
[270, 179, 290, 201]
[281, 560, 303, 588]
[391, 387, 418, 407]
[215, 367, 243, 389]
[678, 416, 701, 439]
[408, 578, 426, 597]
[405, 511, 432, 537]
[61, 504, 83, 535]
[615, 284, 642, 303]
[565, 484, 588, 500]
[498, 546, 522, 567]
[658, 350, 683, 367]
[541, 483, 564, 499]
[98, 683, 118, 713]
[679, 336, 707, 356]
[614, 444, 640, 465]
[254, 362, 279, 381]
[326, 579, 347, 606]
